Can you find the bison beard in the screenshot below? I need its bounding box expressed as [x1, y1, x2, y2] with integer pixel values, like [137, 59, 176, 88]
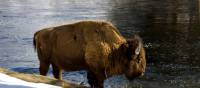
[33, 21, 146, 88]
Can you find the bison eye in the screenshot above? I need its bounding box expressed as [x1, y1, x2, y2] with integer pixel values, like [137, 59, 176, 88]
[137, 58, 141, 63]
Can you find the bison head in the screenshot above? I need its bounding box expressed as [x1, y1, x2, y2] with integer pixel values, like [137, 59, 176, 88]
[123, 35, 146, 80]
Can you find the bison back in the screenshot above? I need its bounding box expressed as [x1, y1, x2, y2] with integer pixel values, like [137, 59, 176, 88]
[49, 21, 126, 70]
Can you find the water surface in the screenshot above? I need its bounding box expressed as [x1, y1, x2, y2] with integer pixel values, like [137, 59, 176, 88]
[0, 0, 199, 88]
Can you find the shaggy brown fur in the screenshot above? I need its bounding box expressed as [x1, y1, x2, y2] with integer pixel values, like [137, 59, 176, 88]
[33, 21, 146, 88]
[0, 68, 87, 88]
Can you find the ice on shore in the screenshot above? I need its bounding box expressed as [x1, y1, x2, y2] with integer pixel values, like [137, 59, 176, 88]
[0, 73, 60, 88]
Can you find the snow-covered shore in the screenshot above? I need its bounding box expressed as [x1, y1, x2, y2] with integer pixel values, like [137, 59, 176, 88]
[0, 68, 88, 88]
[0, 73, 60, 88]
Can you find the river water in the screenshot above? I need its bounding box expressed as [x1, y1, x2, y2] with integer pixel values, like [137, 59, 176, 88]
[0, 0, 199, 88]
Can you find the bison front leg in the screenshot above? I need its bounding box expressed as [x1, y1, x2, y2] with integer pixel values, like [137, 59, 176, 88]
[52, 63, 62, 80]
[87, 71, 104, 88]
[87, 71, 98, 88]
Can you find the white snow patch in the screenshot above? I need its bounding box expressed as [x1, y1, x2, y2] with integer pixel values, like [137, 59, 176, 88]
[0, 73, 61, 88]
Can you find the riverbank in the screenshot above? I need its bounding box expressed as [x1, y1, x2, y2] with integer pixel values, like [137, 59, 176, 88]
[0, 67, 88, 88]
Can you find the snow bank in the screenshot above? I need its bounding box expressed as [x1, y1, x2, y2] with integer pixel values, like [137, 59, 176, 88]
[0, 73, 61, 88]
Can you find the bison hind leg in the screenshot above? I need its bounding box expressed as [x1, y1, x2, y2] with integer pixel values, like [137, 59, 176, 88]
[52, 63, 62, 80]
[39, 61, 50, 76]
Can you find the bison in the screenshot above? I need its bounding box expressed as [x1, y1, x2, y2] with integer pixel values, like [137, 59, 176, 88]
[33, 21, 146, 88]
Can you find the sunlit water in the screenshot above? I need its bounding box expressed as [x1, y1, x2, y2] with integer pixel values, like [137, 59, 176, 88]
[0, 0, 199, 88]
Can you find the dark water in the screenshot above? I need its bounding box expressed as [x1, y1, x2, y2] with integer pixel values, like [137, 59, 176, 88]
[0, 0, 199, 88]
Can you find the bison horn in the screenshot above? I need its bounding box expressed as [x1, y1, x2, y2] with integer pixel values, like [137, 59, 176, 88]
[135, 41, 142, 55]
[135, 43, 142, 55]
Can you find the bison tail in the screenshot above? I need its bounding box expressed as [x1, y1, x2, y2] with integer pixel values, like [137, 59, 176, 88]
[33, 32, 38, 51]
